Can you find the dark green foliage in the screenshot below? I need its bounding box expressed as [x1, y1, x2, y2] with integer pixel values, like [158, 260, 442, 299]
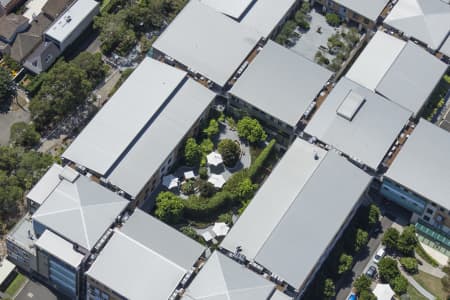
[198, 181, 215, 197]
[0, 67, 16, 104]
[203, 119, 219, 138]
[247, 139, 275, 180]
[399, 257, 418, 274]
[199, 166, 208, 180]
[217, 212, 233, 225]
[71, 52, 108, 87]
[338, 253, 353, 274]
[368, 204, 381, 226]
[180, 180, 195, 195]
[359, 290, 377, 300]
[217, 139, 240, 167]
[155, 192, 184, 224]
[326, 13, 341, 26]
[323, 278, 336, 299]
[397, 225, 418, 256]
[184, 191, 234, 220]
[382, 227, 400, 251]
[184, 138, 201, 166]
[9, 122, 41, 149]
[378, 257, 400, 283]
[275, 20, 297, 45]
[237, 117, 267, 143]
[354, 275, 372, 293]
[391, 275, 408, 295]
[355, 228, 369, 252]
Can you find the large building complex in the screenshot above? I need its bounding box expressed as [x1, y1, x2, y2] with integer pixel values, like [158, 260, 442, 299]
[63, 57, 215, 205]
[381, 120, 450, 256]
[305, 77, 411, 171]
[346, 31, 448, 116]
[221, 138, 372, 296]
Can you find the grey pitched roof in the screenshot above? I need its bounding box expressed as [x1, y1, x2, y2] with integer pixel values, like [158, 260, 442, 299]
[42, 0, 74, 20]
[182, 252, 275, 300]
[440, 36, 450, 58]
[32, 172, 128, 250]
[35, 229, 84, 267]
[384, 0, 450, 50]
[63, 58, 187, 176]
[107, 78, 215, 198]
[305, 77, 411, 170]
[240, 0, 297, 37]
[230, 40, 332, 127]
[153, 0, 260, 87]
[0, 13, 28, 42]
[386, 119, 450, 209]
[222, 138, 372, 287]
[23, 41, 60, 74]
[199, 0, 253, 19]
[375, 42, 448, 115]
[334, 0, 389, 21]
[86, 209, 204, 300]
[26, 163, 63, 205]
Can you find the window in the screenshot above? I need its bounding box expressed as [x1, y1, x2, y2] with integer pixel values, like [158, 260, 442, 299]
[439, 207, 445, 212]
[431, 202, 437, 207]
[423, 216, 430, 222]
[426, 208, 433, 214]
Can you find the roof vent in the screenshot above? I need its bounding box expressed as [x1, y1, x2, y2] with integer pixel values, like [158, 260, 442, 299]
[65, 15, 72, 23]
[336, 90, 365, 121]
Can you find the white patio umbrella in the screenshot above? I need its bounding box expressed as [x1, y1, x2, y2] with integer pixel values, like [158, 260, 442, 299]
[208, 174, 226, 188]
[206, 151, 223, 167]
[184, 170, 195, 180]
[212, 222, 229, 236]
[162, 174, 179, 189]
[201, 231, 215, 242]
[373, 284, 395, 300]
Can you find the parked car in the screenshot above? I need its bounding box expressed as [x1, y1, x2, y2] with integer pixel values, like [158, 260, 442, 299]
[366, 265, 377, 279]
[373, 247, 386, 264]
[347, 292, 357, 300]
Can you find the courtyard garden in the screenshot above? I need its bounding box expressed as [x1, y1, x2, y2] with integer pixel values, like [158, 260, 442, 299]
[152, 112, 280, 244]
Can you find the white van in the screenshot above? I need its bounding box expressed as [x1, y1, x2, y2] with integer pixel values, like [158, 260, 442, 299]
[373, 247, 386, 264]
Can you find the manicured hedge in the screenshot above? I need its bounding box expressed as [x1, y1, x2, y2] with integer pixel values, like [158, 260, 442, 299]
[248, 139, 276, 180]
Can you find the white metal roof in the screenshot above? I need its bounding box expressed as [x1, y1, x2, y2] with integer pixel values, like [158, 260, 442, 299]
[107, 78, 215, 198]
[241, 0, 296, 37]
[222, 139, 372, 287]
[271, 290, 293, 300]
[199, 0, 253, 19]
[35, 230, 84, 267]
[63, 58, 186, 176]
[334, 0, 389, 21]
[305, 77, 411, 170]
[230, 40, 331, 127]
[386, 119, 450, 209]
[0, 259, 15, 284]
[44, 0, 99, 44]
[32, 174, 128, 250]
[384, 0, 450, 50]
[26, 164, 63, 205]
[86, 209, 204, 300]
[346, 31, 405, 91]
[440, 36, 450, 58]
[182, 252, 275, 300]
[152, 0, 260, 87]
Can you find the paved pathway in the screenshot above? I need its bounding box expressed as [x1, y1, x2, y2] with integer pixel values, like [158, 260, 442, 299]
[399, 268, 436, 300]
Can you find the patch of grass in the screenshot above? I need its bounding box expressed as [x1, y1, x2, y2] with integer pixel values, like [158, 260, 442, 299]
[5, 273, 26, 297]
[416, 244, 439, 267]
[413, 271, 448, 300]
[407, 284, 428, 300]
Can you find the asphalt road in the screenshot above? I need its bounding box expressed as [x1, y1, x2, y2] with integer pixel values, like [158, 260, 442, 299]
[335, 215, 394, 300]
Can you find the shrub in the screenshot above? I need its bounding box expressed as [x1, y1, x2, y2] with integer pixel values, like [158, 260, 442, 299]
[181, 180, 195, 195]
[390, 275, 408, 295]
[218, 139, 241, 167]
[199, 167, 208, 180]
[354, 275, 372, 293]
[237, 117, 267, 143]
[199, 181, 216, 197]
[382, 227, 400, 251]
[378, 257, 400, 283]
[9, 122, 41, 148]
[247, 139, 276, 180]
[399, 257, 418, 274]
[200, 138, 214, 155]
[184, 191, 235, 220]
[323, 278, 336, 299]
[218, 212, 233, 225]
[368, 204, 380, 227]
[184, 138, 201, 166]
[155, 192, 184, 224]
[203, 119, 219, 137]
[326, 13, 341, 27]
[355, 229, 369, 252]
[338, 253, 353, 274]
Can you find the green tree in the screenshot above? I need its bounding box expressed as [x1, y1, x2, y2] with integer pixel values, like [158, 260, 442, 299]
[390, 275, 408, 295]
[155, 192, 184, 224]
[218, 212, 233, 225]
[218, 139, 240, 167]
[354, 275, 372, 293]
[368, 204, 380, 227]
[378, 257, 400, 283]
[397, 225, 418, 256]
[200, 138, 214, 155]
[359, 290, 377, 300]
[203, 119, 219, 137]
[0, 67, 16, 105]
[355, 229, 369, 252]
[237, 117, 267, 143]
[294, 11, 310, 30]
[399, 257, 418, 274]
[382, 227, 400, 251]
[72, 52, 108, 86]
[184, 138, 201, 166]
[199, 181, 215, 197]
[338, 253, 353, 274]
[300, 1, 310, 14]
[9, 122, 41, 148]
[323, 278, 336, 299]
[326, 13, 341, 27]
[236, 178, 257, 200]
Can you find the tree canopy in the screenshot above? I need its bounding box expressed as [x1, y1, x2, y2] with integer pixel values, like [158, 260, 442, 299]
[382, 227, 400, 251]
[9, 122, 41, 149]
[0, 67, 16, 105]
[218, 139, 240, 167]
[378, 257, 400, 283]
[397, 225, 418, 255]
[237, 117, 267, 143]
[203, 119, 219, 138]
[184, 138, 201, 166]
[155, 191, 184, 224]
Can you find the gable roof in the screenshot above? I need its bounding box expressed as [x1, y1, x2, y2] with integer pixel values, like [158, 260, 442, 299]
[26, 163, 63, 206]
[384, 0, 450, 50]
[23, 41, 60, 74]
[32, 172, 128, 250]
[0, 14, 28, 42]
[182, 252, 275, 300]
[42, 0, 73, 20]
[153, 0, 260, 87]
[199, 0, 253, 19]
[305, 77, 411, 170]
[230, 40, 331, 127]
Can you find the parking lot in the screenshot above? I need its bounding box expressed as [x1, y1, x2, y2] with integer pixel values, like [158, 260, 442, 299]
[15, 280, 60, 300]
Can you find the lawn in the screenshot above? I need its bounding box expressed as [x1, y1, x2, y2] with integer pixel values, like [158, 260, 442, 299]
[407, 284, 428, 300]
[5, 273, 27, 297]
[413, 271, 448, 300]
